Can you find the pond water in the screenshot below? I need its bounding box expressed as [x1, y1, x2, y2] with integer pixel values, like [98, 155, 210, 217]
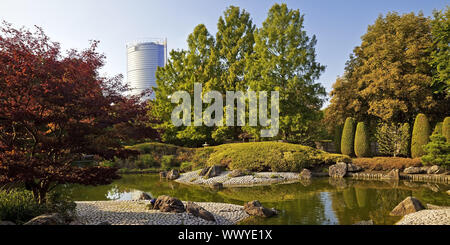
[64, 174, 450, 225]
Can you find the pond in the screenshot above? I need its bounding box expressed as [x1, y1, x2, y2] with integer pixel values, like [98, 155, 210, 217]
[64, 174, 450, 225]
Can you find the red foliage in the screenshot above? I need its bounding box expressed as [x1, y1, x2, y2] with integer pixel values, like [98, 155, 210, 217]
[0, 22, 156, 203]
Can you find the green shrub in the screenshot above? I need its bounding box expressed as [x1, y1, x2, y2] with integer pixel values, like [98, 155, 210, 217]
[99, 159, 117, 168]
[411, 114, 431, 158]
[46, 189, 76, 220]
[433, 122, 443, 135]
[341, 117, 356, 156]
[180, 161, 194, 172]
[0, 189, 46, 224]
[421, 134, 450, 168]
[127, 142, 180, 155]
[333, 125, 343, 154]
[443, 117, 450, 142]
[135, 154, 158, 169]
[355, 122, 371, 157]
[376, 122, 410, 157]
[206, 142, 350, 172]
[161, 155, 178, 170]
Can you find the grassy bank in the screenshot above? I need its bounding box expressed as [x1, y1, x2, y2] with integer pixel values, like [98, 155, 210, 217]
[104, 142, 350, 173]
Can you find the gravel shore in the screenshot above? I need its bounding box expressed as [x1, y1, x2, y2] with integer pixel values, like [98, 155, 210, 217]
[175, 170, 300, 187]
[396, 208, 450, 225]
[75, 201, 249, 225]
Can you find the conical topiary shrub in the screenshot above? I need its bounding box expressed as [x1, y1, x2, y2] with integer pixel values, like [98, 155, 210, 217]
[411, 114, 431, 158]
[443, 117, 450, 142]
[341, 117, 356, 156]
[355, 122, 371, 157]
[334, 125, 343, 154]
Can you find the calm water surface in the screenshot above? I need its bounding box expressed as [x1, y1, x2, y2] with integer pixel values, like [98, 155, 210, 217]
[64, 174, 450, 225]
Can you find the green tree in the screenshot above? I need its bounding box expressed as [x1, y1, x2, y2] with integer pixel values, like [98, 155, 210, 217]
[333, 125, 343, 154]
[411, 113, 431, 158]
[341, 117, 356, 156]
[375, 122, 410, 157]
[246, 3, 326, 144]
[355, 122, 371, 157]
[429, 7, 450, 98]
[325, 11, 448, 127]
[421, 134, 450, 168]
[443, 117, 450, 142]
[433, 122, 443, 135]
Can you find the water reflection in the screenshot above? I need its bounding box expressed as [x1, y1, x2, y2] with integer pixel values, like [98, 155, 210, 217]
[63, 174, 450, 225]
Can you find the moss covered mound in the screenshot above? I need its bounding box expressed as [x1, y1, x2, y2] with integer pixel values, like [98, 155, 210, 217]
[204, 142, 350, 172]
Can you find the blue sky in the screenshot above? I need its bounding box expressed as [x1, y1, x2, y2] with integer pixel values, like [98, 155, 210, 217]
[0, 0, 447, 103]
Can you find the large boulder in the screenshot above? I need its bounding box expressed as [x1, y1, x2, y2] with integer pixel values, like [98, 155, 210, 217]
[199, 167, 210, 176]
[204, 165, 222, 179]
[210, 182, 223, 190]
[167, 169, 180, 180]
[243, 200, 277, 218]
[382, 169, 400, 180]
[228, 169, 250, 178]
[329, 162, 348, 178]
[0, 221, 16, 225]
[427, 165, 444, 175]
[404, 167, 422, 174]
[389, 197, 425, 216]
[135, 192, 152, 201]
[24, 213, 66, 225]
[299, 169, 312, 180]
[185, 202, 216, 222]
[347, 163, 362, 173]
[152, 195, 185, 213]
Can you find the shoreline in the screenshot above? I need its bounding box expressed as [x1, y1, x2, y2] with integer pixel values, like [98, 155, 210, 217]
[75, 200, 249, 225]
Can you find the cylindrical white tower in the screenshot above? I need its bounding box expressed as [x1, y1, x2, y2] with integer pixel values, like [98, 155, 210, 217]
[127, 39, 167, 100]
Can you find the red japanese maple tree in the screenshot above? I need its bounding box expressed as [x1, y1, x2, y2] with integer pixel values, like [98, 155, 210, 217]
[0, 22, 154, 203]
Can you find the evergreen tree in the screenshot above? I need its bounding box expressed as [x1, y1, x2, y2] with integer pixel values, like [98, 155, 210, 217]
[341, 117, 356, 156]
[411, 114, 431, 158]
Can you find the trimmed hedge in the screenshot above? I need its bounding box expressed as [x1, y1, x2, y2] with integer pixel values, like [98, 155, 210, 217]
[205, 142, 350, 172]
[411, 114, 431, 158]
[333, 125, 343, 154]
[341, 117, 356, 156]
[355, 122, 371, 157]
[443, 117, 450, 142]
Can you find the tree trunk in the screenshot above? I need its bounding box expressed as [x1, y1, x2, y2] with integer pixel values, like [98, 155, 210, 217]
[31, 182, 49, 205]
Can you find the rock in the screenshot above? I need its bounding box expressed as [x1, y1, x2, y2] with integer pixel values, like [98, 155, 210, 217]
[404, 167, 422, 174]
[210, 182, 223, 190]
[347, 163, 362, 173]
[420, 166, 430, 173]
[243, 200, 277, 218]
[167, 169, 180, 180]
[199, 167, 210, 176]
[390, 197, 425, 216]
[136, 192, 152, 201]
[329, 162, 348, 178]
[383, 169, 399, 180]
[0, 221, 16, 225]
[97, 221, 111, 225]
[427, 165, 444, 174]
[353, 220, 374, 225]
[68, 220, 84, 225]
[24, 213, 66, 225]
[447, 190, 450, 195]
[159, 171, 167, 178]
[228, 169, 249, 178]
[152, 195, 185, 213]
[185, 202, 216, 222]
[204, 165, 222, 179]
[299, 169, 312, 179]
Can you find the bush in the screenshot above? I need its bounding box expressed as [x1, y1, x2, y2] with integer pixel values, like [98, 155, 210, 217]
[341, 117, 356, 156]
[126, 142, 181, 155]
[443, 117, 450, 142]
[206, 142, 350, 172]
[333, 125, 343, 154]
[411, 114, 431, 158]
[433, 122, 443, 135]
[135, 154, 158, 169]
[421, 134, 450, 168]
[180, 162, 194, 172]
[161, 155, 179, 170]
[375, 122, 410, 157]
[352, 157, 421, 171]
[355, 122, 371, 157]
[0, 189, 45, 224]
